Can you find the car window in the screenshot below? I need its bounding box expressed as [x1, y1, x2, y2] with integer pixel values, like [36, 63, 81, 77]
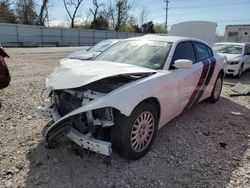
[213, 44, 243, 54]
[245, 45, 250, 54]
[89, 40, 118, 52]
[171, 42, 196, 64]
[95, 40, 173, 70]
[207, 46, 213, 57]
[244, 45, 247, 54]
[194, 42, 211, 61]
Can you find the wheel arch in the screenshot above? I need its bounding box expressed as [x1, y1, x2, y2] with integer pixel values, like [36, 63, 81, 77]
[136, 97, 161, 119]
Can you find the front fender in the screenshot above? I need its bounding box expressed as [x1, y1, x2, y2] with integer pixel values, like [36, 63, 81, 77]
[49, 71, 167, 128]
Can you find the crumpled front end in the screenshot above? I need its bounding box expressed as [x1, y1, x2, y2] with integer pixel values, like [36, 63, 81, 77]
[38, 88, 114, 155]
[38, 70, 155, 156]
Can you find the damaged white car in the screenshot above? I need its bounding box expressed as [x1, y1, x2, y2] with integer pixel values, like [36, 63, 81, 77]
[38, 36, 226, 160]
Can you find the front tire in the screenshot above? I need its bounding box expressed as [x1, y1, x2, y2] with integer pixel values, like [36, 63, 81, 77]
[111, 102, 159, 160]
[206, 73, 223, 103]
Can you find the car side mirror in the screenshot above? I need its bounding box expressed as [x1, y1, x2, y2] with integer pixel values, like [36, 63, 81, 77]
[172, 59, 193, 69]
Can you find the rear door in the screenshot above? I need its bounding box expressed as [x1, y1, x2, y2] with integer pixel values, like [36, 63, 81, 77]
[192, 42, 216, 102]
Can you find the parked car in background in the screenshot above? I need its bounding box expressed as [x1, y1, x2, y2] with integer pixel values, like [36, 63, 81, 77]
[0, 45, 11, 89]
[38, 36, 226, 160]
[213, 42, 250, 78]
[67, 39, 120, 60]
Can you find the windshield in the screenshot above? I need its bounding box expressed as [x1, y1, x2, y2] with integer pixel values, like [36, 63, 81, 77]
[95, 40, 173, 70]
[89, 40, 118, 52]
[213, 44, 243, 54]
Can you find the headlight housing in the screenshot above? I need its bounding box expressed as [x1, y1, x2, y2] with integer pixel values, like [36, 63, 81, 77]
[227, 61, 240, 65]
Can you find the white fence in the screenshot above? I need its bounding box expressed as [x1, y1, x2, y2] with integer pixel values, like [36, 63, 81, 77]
[0, 23, 142, 47]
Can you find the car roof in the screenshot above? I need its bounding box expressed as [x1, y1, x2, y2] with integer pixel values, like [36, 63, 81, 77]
[124, 35, 210, 46]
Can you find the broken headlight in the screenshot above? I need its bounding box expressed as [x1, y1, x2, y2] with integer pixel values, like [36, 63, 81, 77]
[41, 89, 56, 107]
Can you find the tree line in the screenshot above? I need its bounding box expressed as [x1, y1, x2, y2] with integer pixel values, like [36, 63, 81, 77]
[0, 0, 165, 33]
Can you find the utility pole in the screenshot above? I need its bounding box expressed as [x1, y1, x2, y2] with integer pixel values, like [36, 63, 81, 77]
[115, 1, 123, 31]
[164, 0, 169, 33]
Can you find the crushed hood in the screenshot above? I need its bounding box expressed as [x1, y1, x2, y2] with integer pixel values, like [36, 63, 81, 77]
[46, 60, 156, 90]
[67, 50, 100, 60]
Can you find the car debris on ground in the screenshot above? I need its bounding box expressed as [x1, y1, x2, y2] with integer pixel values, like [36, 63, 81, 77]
[230, 83, 250, 96]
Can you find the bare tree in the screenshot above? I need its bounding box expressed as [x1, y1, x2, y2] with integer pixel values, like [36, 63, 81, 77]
[15, 0, 50, 26]
[0, 0, 11, 5]
[89, 0, 104, 22]
[104, 0, 134, 31]
[102, 1, 115, 29]
[36, 0, 49, 26]
[15, 0, 37, 25]
[127, 16, 137, 27]
[0, 0, 16, 23]
[63, 0, 84, 28]
[115, 0, 134, 31]
[139, 6, 149, 26]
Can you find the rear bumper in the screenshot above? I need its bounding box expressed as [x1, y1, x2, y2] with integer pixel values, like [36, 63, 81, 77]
[37, 106, 112, 156]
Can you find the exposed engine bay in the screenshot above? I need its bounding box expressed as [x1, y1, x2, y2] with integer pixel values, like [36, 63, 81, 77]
[53, 73, 152, 116]
[38, 73, 153, 155]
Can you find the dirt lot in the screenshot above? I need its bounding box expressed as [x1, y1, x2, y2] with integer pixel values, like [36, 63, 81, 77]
[0, 47, 250, 188]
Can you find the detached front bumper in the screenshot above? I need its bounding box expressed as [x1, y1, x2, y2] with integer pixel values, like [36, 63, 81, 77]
[68, 127, 112, 156]
[37, 106, 112, 156]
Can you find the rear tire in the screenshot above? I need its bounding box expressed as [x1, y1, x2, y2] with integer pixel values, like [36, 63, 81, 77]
[111, 102, 158, 160]
[206, 73, 223, 103]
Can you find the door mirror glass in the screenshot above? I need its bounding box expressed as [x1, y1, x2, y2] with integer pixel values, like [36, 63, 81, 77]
[172, 59, 193, 69]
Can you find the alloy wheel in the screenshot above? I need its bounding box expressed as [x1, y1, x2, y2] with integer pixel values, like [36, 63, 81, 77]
[130, 111, 155, 152]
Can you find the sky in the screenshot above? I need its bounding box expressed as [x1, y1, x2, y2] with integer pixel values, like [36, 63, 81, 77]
[48, 0, 250, 35]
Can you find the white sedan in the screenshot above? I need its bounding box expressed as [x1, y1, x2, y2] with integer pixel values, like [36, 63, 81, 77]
[213, 42, 250, 78]
[66, 39, 120, 60]
[38, 36, 226, 160]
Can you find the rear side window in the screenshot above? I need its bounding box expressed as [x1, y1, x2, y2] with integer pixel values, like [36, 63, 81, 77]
[172, 42, 196, 64]
[207, 46, 213, 57]
[244, 45, 250, 54]
[194, 42, 212, 61]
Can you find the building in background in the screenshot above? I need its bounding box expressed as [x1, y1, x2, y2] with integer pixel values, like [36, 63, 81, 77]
[224, 25, 250, 42]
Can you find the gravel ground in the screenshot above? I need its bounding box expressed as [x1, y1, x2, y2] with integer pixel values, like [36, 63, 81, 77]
[0, 47, 249, 188]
